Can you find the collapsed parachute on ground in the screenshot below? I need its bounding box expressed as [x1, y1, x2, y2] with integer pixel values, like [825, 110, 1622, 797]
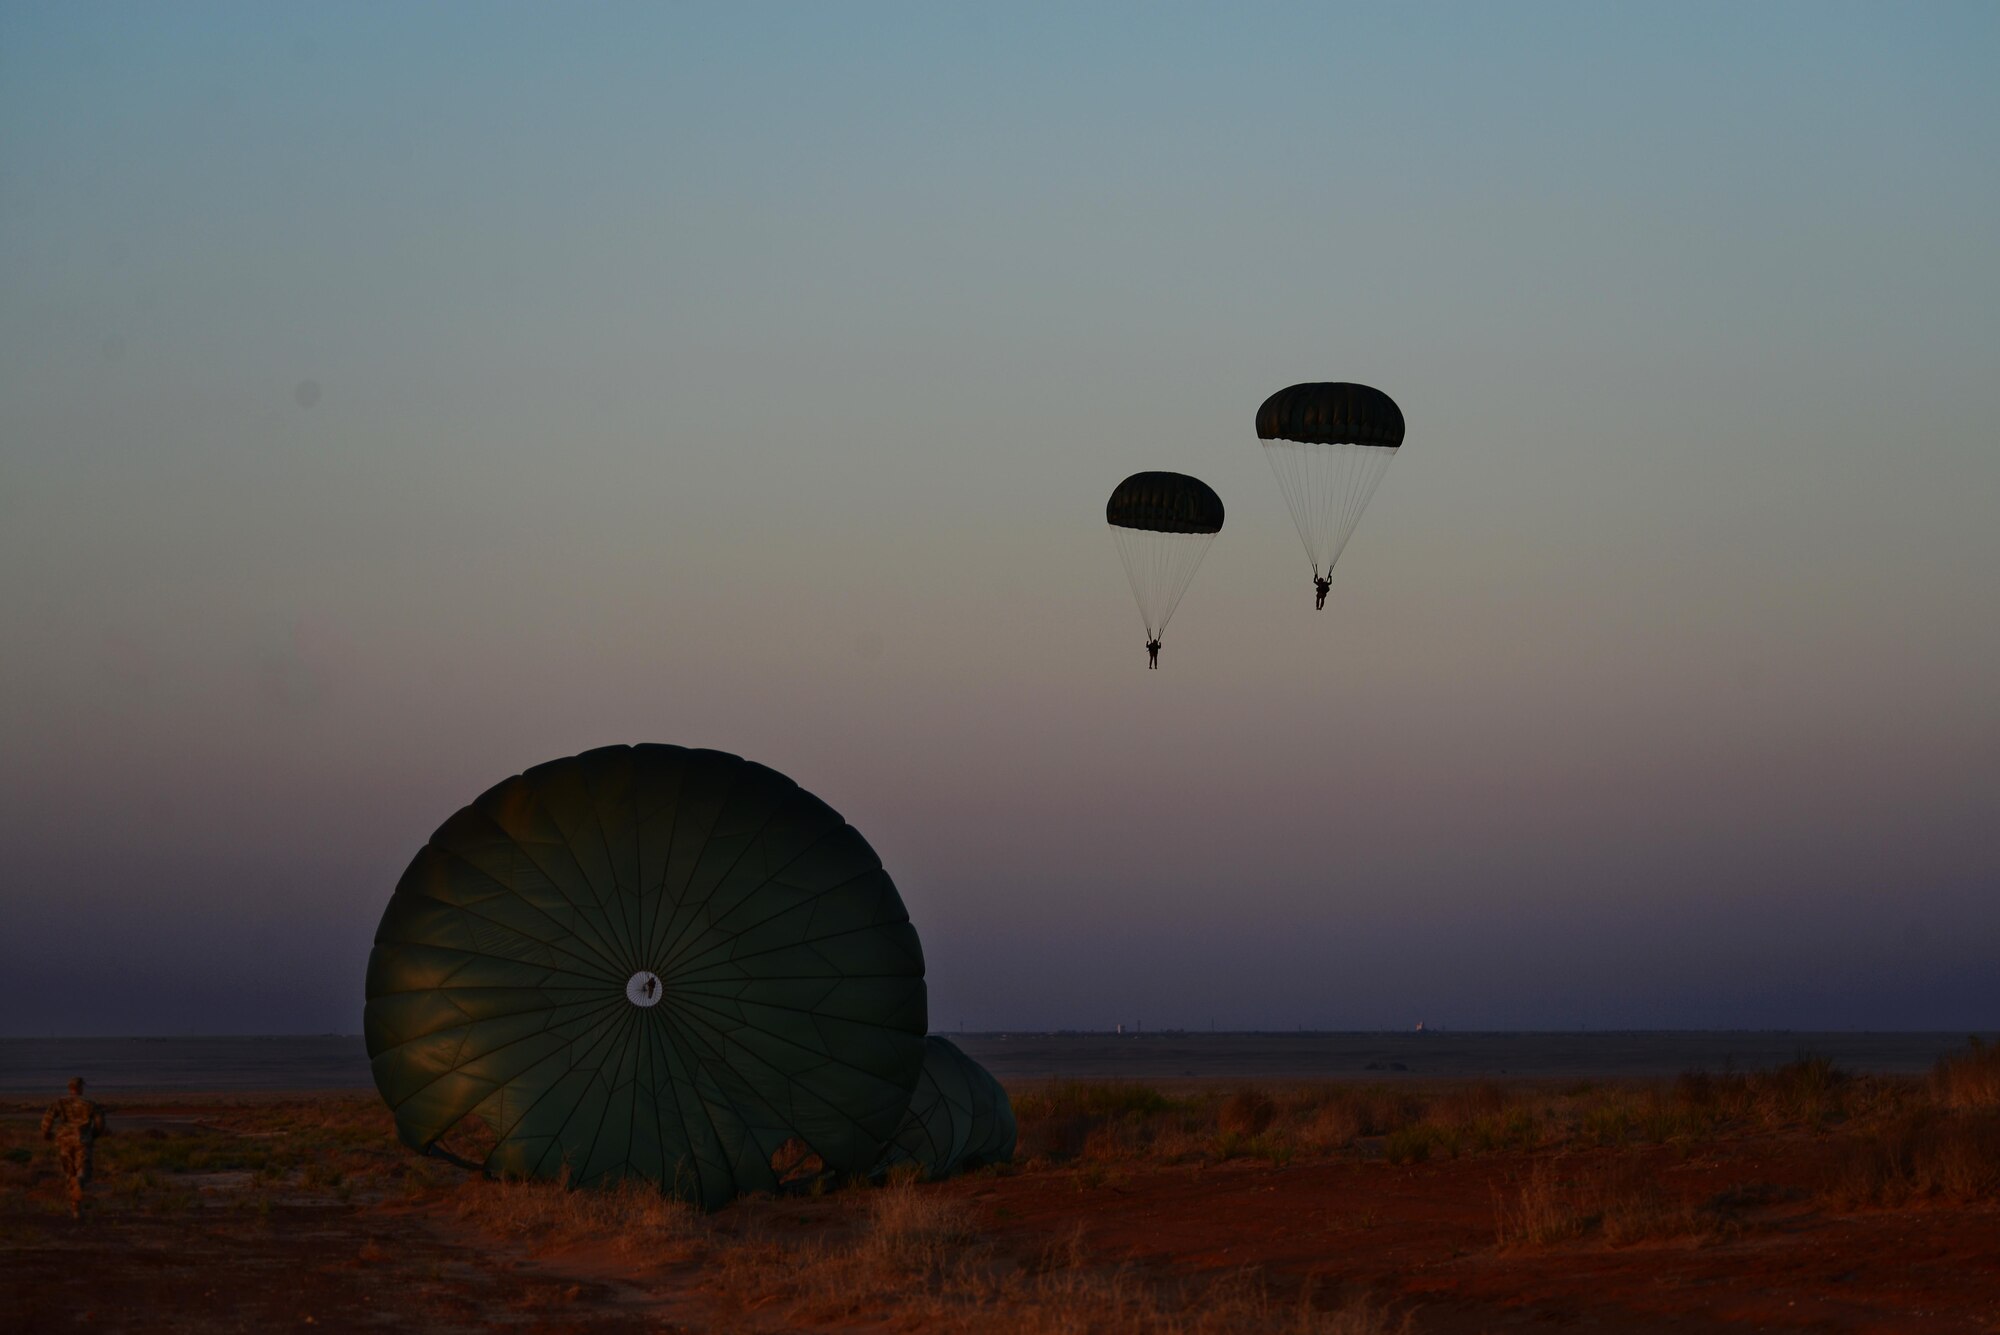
[1106, 471, 1225, 644]
[1255, 382, 1403, 598]
[363, 743, 928, 1210]
[875, 1037, 1016, 1180]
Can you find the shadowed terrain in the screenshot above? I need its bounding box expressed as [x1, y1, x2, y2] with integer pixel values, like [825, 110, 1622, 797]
[5, 1042, 1999, 1332]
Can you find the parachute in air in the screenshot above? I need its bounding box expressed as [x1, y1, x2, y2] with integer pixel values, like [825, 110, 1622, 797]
[1106, 471, 1225, 666]
[1255, 383, 1404, 608]
[363, 744, 929, 1210]
[875, 1036, 1017, 1181]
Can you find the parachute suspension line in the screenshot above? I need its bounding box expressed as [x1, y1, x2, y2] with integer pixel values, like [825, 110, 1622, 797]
[1111, 526, 1153, 634]
[1329, 444, 1394, 566]
[1111, 526, 1214, 640]
[1264, 439, 1325, 572]
[1261, 441, 1395, 576]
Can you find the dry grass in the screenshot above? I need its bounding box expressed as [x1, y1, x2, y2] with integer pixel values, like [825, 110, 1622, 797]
[726, 1195, 1415, 1334]
[423, 1142, 1418, 1332]
[1004, 1056, 1903, 1176]
[1804, 1041, 2000, 1210]
[1494, 1161, 1594, 1247]
[1494, 1158, 1739, 1249]
[858, 1171, 979, 1269]
[451, 1171, 702, 1253]
[1822, 1108, 2000, 1208]
[1932, 1037, 2000, 1110]
[1219, 1089, 1279, 1137]
[0, 1092, 421, 1221]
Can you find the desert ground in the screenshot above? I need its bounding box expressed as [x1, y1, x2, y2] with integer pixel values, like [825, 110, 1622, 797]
[5, 1045, 2000, 1333]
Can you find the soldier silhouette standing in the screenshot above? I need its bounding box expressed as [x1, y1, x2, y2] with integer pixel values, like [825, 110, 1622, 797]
[41, 1077, 108, 1220]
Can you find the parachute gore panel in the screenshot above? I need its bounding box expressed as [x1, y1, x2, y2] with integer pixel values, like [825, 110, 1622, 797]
[1255, 382, 1405, 448]
[363, 743, 928, 1209]
[1106, 471, 1226, 534]
[876, 1036, 1015, 1180]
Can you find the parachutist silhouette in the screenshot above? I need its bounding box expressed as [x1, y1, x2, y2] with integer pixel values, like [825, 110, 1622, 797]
[643, 975, 658, 1000]
[1257, 383, 1402, 604]
[1107, 472, 1222, 669]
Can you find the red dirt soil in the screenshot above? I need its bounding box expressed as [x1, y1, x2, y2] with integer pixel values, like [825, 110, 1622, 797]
[951, 1135, 2000, 1332]
[6, 1100, 2000, 1332]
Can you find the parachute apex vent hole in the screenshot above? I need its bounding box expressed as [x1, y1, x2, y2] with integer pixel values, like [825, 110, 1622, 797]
[626, 971, 663, 1007]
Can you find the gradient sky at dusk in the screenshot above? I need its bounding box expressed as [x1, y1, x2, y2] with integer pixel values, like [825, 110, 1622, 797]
[4, 3, 1997, 1035]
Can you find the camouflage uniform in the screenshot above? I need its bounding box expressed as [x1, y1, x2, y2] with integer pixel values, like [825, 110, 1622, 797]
[41, 1091, 107, 1218]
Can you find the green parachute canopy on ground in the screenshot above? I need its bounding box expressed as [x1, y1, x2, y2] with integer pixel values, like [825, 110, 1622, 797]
[1106, 471, 1225, 645]
[1255, 382, 1404, 598]
[363, 744, 928, 1210]
[875, 1037, 1017, 1181]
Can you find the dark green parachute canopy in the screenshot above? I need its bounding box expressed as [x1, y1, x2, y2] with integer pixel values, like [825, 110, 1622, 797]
[1254, 382, 1404, 587]
[363, 744, 928, 1210]
[1255, 382, 1405, 448]
[875, 1037, 1016, 1180]
[1105, 471, 1226, 535]
[1105, 471, 1225, 642]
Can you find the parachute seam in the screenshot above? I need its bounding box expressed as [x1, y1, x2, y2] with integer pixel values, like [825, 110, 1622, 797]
[578, 758, 636, 961]
[491, 789, 639, 980]
[658, 869, 902, 979]
[401, 869, 628, 983]
[532, 1003, 639, 1182]
[650, 1010, 713, 1203]
[676, 814, 856, 959]
[575, 1003, 639, 1185]
[382, 994, 624, 1115]
[643, 1011, 707, 1202]
[667, 989, 915, 1100]
[664, 992, 893, 1153]
[653, 785, 823, 979]
[419, 842, 626, 976]
[370, 994, 620, 1061]
[645, 757, 750, 983]
[658, 1000, 763, 1201]
[633, 750, 690, 1021]
[458, 809, 636, 986]
[664, 991, 876, 1167]
[480, 1000, 631, 1168]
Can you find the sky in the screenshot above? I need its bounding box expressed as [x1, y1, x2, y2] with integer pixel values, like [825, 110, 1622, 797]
[3, 2, 1996, 1036]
